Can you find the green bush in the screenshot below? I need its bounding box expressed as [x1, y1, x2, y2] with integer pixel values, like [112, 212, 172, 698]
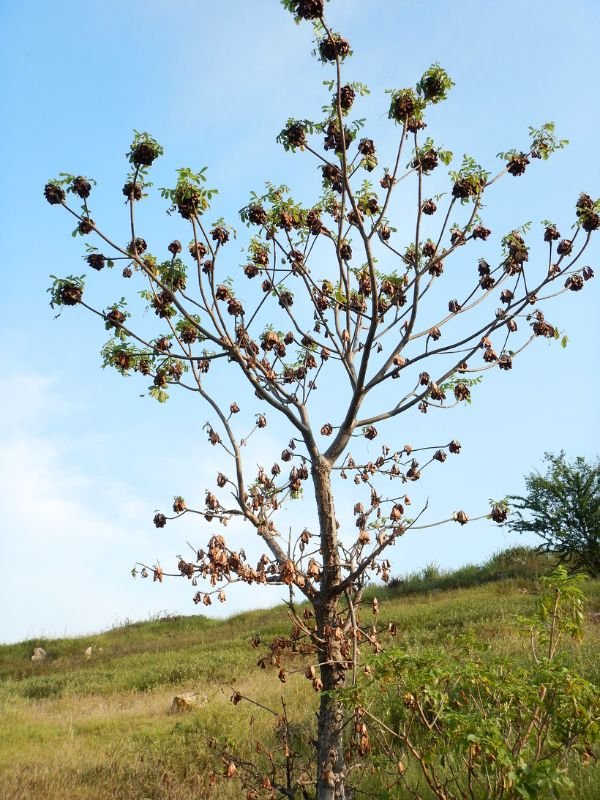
[388, 546, 556, 596]
[22, 676, 67, 700]
[355, 568, 599, 800]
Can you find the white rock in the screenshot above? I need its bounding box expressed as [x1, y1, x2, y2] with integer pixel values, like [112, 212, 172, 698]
[31, 647, 47, 662]
[169, 692, 207, 714]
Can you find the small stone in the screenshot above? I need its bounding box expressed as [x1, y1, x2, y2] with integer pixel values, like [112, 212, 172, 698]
[169, 692, 207, 714]
[31, 647, 47, 662]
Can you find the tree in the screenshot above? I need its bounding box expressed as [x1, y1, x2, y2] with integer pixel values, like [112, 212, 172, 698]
[44, 1, 598, 797]
[509, 452, 600, 577]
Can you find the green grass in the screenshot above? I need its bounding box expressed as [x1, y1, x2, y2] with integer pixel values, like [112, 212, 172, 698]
[386, 545, 560, 595]
[1, 549, 599, 799]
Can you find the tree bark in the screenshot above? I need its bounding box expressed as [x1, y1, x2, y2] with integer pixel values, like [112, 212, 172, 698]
[312, 457, 348, 800]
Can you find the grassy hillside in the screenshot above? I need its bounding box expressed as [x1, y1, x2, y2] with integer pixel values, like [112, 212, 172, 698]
[1, 549, 599, 799]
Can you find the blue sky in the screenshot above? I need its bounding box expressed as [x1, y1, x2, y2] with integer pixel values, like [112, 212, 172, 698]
[1, 0, 598, 643]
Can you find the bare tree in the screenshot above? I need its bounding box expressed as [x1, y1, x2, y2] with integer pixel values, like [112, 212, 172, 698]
[45, 1, 597, 797]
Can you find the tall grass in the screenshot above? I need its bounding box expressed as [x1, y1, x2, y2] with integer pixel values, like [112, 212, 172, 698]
[1, 548, 599, 799]
[387, 545, 558, 595]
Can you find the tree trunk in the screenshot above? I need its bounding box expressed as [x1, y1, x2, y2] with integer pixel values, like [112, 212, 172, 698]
[312, 457, 348, 800]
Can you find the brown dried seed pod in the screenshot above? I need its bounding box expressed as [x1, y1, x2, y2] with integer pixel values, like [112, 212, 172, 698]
[407, 117, 427, 133]
[339, 242, 352, 260]
[248, 204, 267, 225]
[295, 0, 323, 20]
[59, 283, 83, 305]
[189, 242, 207, 261]
[306, 209, 324, 235]
[391, 89, 417, 121]
[576, 192, 594, 212]
[321, 163, 343, 193]
[454, 510, 469, 525]
[122, 181, 143, 201]
[490, 505, 508, 523]
[428, 260, 444, 277]
[421, 198, 437, 215]
[78, 217, 95, 235]
[106, 308, 126, 327]
[340, 84, 355, 112]
[244, 264, 260, 278]
[506, 153, 530, 176]
[72, 176, 92, 198]
[557, 239, 573, 256]
[429, 383, 445, 401]
[544, 225, 560, 242]
[581, 211, 600, 232]
[449, 440, 461, 454]
[452, 177, 481, 200]
[86, 253, 105, 271]
[173, 496, 186, 513]
[44, 183, 66, 205]
[423, 240, 436, 258]
[358, 138, 376, 156]
[450, 228, 466, 246]
[454, 383, 470, 401]
[131, 141, 160, 167]
[210, 226, 230, 245]
[324, 120, 354, 153]
[414, 148, 438, 173]
[225, 297, 242, 315]
[472, 224, 491, 240]
[318, 33, 351, 63]
[565, 274, 584, 291]
[153, 513, 167, 528]
[128, 237, 147, 255]
[284, 122, 307, 150]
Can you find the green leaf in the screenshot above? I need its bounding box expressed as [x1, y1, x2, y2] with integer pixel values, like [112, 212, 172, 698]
[149, 386, 169, 403]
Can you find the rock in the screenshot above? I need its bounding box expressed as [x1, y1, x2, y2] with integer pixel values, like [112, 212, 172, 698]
[31, 647, 47, 662]
[84, 646, 92, 660]
[169, 692, 207, 714]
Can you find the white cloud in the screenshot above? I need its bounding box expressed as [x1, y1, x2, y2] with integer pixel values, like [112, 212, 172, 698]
[0, 369, 288, 643]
